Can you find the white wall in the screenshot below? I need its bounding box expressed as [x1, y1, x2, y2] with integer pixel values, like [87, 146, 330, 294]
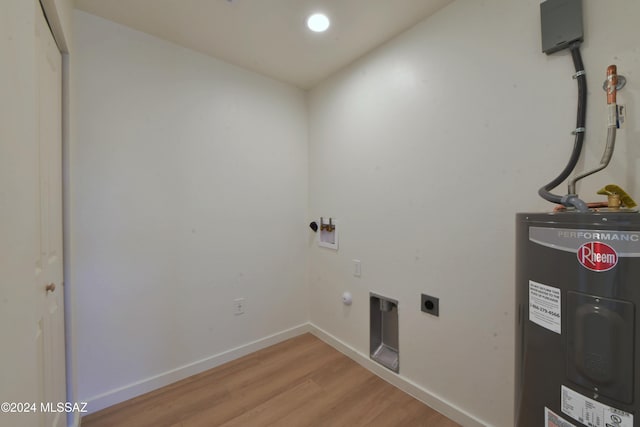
[71, 11, 308, 411]
[307, 1, 640, 426]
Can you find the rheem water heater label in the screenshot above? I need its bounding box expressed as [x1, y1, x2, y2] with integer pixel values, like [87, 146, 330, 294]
[529, 281, 561, 334]
[561, 386, 633, 427]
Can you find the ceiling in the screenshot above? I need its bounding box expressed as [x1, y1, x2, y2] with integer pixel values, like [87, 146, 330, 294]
[74, 0, 454, 89]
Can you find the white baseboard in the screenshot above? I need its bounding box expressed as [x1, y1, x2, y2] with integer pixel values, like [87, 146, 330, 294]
[83, 323, 311, 415]
[308, 323, 489, 427]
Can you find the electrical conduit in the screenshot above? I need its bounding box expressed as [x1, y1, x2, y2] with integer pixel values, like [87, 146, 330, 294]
[538, 43, 588, 211]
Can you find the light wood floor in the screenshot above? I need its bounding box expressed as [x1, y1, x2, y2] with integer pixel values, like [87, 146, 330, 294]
[81, 333, 460, 427]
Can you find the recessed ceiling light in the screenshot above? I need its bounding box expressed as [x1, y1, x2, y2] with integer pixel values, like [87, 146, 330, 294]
[307, 13, 330, 33]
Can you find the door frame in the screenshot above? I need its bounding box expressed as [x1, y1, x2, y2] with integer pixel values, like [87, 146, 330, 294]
[38, 1, 76, 426]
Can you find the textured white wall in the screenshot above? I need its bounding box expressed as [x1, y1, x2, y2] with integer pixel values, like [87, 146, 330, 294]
[307, 1, 640, 426]
[71, 11, 308, 409]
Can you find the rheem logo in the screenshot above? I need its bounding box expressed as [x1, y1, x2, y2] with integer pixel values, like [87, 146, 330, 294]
[577, 241, 618, 272]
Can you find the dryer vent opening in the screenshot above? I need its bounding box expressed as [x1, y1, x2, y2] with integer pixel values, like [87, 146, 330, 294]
[370, 293, 399, 373]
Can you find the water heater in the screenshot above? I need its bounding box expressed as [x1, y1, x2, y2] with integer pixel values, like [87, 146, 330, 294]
[516, 212, 640, 427]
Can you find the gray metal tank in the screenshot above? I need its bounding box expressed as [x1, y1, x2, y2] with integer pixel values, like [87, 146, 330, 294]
[516, 212, 640, 427]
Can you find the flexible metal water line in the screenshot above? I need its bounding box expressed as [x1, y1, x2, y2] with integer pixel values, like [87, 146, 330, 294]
[538, 43, 588, 211]
[568, 128, 616, 195]
[568, 65, 619, 195]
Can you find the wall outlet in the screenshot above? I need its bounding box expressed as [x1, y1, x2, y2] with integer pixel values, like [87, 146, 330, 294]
[233, 298, 245, 315]
[421, 294, 439, 317]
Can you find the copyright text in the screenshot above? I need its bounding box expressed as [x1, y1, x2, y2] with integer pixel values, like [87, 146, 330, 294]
[1, 402, 88, 413]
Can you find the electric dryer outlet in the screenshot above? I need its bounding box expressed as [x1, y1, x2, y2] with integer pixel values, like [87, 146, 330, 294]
[421, 294, 439, 317]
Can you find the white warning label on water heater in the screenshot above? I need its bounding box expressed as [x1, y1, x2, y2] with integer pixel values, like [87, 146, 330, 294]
[546, 407, 577, 427]
[528, 280, 561, 334]
[561, 385, 634, 427]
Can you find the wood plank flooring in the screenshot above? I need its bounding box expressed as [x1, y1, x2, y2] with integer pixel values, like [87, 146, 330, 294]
[81, 333, 460, 427]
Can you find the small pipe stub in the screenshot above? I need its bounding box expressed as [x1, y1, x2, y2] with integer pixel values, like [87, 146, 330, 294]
[606, 65, 618, 104]
[309, 221, 318, 232]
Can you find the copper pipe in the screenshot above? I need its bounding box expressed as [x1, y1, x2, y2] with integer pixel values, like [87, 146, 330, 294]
[607, 65, 617, 104]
